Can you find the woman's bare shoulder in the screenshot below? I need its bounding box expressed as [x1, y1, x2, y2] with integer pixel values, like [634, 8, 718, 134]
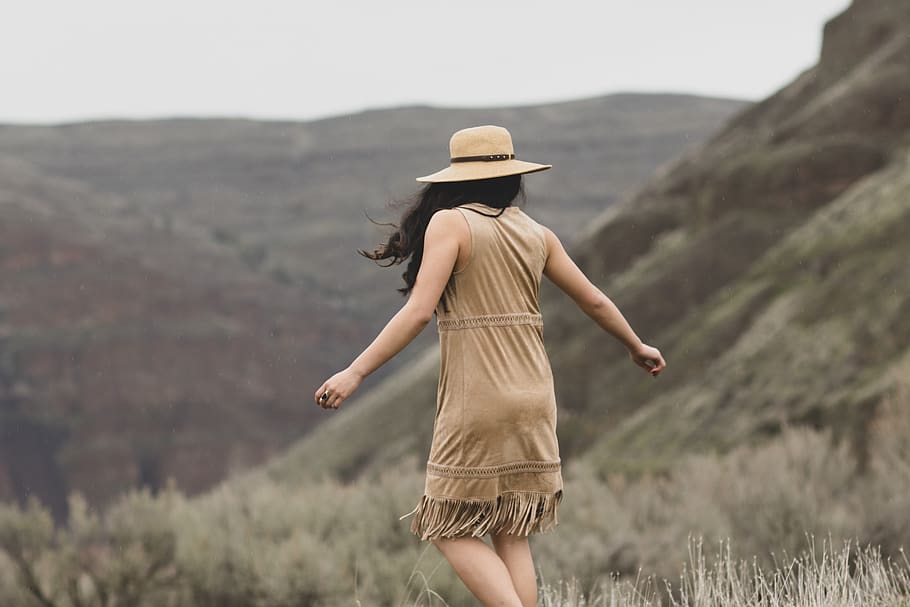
[427, 207, 470, 238]
[537, 224, 562, 257]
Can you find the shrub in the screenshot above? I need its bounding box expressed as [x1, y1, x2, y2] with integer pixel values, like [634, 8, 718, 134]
[1, 381, 909, 606]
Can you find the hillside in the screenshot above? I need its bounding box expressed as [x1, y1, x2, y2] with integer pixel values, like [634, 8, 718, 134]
[0, 94, 746, 342]
[0, 95, 744, 518]
[0, 158, 350, 519]
[255, 0, 910, 486]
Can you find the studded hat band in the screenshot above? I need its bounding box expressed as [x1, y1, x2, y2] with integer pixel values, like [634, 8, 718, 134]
[415, 125, 551, 182]
[450, 153, 515, 163]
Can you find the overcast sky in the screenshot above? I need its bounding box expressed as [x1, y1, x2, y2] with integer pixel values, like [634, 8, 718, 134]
[2, 0, 851, 125]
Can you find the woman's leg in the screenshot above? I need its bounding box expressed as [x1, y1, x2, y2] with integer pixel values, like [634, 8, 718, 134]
[490, 532, 537, 607]
[431, 536, 524, 607]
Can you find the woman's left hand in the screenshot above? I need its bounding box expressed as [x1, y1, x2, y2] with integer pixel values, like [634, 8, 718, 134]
[314, 367, 364, 410]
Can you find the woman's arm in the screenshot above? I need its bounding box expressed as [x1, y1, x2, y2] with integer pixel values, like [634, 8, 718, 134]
[541, 225, 666, 376]
[314, 209, 465, 408]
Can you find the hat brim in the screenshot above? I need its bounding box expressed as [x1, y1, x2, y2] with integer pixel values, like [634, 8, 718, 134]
[415, 159, 552, 183]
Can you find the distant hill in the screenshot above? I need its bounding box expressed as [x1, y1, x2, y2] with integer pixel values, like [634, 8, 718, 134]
[0, 93, 745, 518]
[255, 0, 910, 487]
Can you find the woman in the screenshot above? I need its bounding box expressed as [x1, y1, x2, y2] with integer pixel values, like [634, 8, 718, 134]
[314, 125, 666, 607]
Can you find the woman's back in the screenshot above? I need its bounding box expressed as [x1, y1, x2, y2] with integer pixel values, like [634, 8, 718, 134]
[403, 200, 563, 540]
[435, 201, 548, 326]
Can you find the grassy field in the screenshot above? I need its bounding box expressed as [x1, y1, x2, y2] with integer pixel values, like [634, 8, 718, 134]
[534, 538, 910, 607]
[1, 376, 908, 606]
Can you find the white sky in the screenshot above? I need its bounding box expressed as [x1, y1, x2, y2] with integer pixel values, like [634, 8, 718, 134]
[2, 0, 851, 125]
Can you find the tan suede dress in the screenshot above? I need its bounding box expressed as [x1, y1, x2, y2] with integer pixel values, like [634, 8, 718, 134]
[400, 201, 563, 540]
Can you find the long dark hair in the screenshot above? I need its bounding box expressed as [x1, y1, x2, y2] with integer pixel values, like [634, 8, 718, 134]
[358, 173, 526, 315]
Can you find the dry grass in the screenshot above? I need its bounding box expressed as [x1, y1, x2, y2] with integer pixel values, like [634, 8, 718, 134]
[538, 537, 910, 607]
[0, 378, 908, 606]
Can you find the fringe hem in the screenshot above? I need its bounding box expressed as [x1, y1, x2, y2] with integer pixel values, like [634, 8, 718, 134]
[400, 490, 563, 541]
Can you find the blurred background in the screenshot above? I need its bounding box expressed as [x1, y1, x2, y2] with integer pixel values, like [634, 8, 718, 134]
[2, 1, 909, 606]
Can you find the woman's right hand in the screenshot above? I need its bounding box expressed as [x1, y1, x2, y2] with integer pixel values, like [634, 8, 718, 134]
[629, 343, 666, 377]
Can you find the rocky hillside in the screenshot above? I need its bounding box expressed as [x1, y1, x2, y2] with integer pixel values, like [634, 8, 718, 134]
[0, 95, 744, 518]
[257, 0, 910, 486]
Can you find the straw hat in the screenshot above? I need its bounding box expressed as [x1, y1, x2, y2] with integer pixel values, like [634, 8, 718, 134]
[415, 125, 552, 183]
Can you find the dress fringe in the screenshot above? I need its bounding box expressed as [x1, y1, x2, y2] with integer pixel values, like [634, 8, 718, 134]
[400, 490, 563, 540]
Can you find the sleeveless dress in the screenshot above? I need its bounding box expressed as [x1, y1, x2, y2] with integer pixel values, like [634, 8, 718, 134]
[399, 201, 564, 540]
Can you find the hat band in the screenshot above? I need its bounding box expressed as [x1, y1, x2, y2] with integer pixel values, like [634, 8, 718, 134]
[450, 153, 515, 163]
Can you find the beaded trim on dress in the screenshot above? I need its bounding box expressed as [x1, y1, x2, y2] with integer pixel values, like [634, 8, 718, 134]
[437, 312, 543, 331]
[427, 460, 561, 479]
